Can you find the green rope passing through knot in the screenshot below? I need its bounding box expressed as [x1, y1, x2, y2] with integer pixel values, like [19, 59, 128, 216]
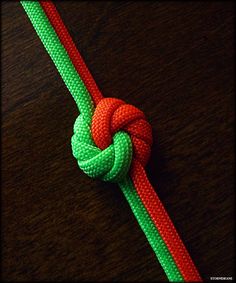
[20, 1, 185, 281]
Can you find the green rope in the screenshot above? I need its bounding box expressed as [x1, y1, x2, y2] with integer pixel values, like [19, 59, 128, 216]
[119, 178, 184, 282]
[21, 1, 94, 123]
[20, 1, 184, 281]
[72, 115, 133, 183]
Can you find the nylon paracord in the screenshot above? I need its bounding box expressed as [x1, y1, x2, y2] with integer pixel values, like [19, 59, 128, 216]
[20, 1, 202, 281]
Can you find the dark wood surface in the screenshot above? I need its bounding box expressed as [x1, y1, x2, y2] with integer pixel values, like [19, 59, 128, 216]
[2, 1, 235, 282]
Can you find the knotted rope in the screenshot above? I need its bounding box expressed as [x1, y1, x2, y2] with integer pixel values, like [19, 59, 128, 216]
[72, 97, 152, 182]
[21, 1, 202, 281]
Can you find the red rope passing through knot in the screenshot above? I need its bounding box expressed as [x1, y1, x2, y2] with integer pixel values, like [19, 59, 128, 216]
[40, 1, 202, 281]
[91, 97, 201, 281]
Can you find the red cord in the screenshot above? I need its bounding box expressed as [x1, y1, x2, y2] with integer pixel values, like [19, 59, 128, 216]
[91, 97, 201, 281]
[40, 1, 103, 105]
[41, 1, 202, 281]
[131, 161, 202, 281]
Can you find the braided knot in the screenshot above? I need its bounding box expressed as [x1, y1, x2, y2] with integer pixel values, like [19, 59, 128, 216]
[71, 98, 152, 182]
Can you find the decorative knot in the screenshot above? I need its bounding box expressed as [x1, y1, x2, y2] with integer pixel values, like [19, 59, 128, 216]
[71, 98, 152, 182]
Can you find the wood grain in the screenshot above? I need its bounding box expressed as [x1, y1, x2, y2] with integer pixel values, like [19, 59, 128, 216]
[2, 1, 234, 282]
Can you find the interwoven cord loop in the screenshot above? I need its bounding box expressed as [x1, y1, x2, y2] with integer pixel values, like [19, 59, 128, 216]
[72, 97, 152, 182]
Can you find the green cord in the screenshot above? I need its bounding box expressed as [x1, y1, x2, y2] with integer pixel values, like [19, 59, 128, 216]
[21, 1, 94, 124]
[72, 113, 133, 183]
[119, 178, 184, 282]
[20, 1, 184, 281]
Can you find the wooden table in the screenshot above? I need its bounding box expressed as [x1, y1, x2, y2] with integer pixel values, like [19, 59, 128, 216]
[2, 1, 234, 281]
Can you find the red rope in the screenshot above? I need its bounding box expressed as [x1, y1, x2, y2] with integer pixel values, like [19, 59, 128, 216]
[131, 161, 202, 281]
[41, 1, 202, 281]
[40, 1, 103, 105]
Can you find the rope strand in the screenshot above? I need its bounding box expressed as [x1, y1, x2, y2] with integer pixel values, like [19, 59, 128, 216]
[40, 1, 103, 105]
[20, 1, 94, 123]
